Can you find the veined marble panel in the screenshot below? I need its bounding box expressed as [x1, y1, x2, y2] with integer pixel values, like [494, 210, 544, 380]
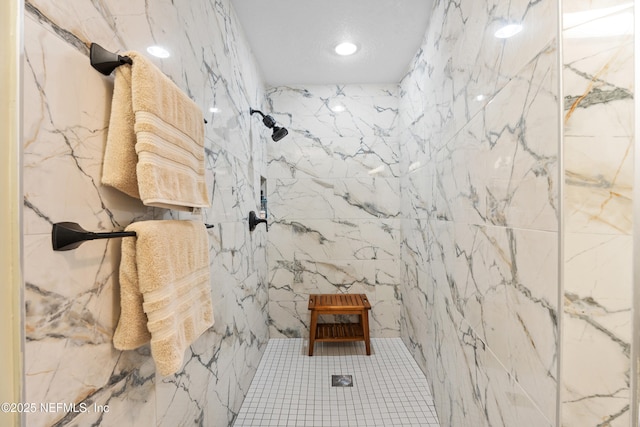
[268, 135, 400, 180]
[563, 31, 633, 235]
[562, 233, 632, 426]
[414, 0, 558, 155]
[266, 84, 399, 138]
[564, 234, 632, 341]
[430, 42, 558, 230]
[412, 282, 553, 427]
[22, 17, 157, 426]
[22, 14, 153, 237]
[270, 177, 400, 220]
[23, 0, 270, 426]
[266, 84, 402, 340]
[267, 219, 400, 262]
[561, 1, 634, 426]
[401, 218, 558, 422]
[398, 0, 560, 425]
[398, 50, 430, 219]
[24, 235, 158, 427]
[564, 133, 633, 234]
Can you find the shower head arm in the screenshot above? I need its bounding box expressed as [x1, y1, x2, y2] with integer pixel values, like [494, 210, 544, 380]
[250, 108, 265, 120]
[250, 108, 276, 128]
[250, 107, 288, 141]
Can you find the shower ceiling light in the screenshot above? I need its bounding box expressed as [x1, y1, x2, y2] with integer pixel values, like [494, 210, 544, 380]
[335, 42, 358, 56]
[494, 24, 523, 39]
[147, 45, 170, 58]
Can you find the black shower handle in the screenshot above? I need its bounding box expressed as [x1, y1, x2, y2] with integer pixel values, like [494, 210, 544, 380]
[249, 211, 268, 232]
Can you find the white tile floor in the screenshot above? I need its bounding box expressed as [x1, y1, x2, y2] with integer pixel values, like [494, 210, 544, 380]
[234, 338, 440, 427]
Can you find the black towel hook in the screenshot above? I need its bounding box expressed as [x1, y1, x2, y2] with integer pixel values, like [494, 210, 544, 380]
[90, 43, 132, 76]
[52, 221, 214, 251]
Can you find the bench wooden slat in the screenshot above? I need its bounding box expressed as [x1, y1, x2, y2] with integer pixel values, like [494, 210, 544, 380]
[308, 293, 371, 356]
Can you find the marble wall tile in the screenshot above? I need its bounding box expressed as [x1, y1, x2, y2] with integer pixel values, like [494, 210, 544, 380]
[23, 0, 270, 426]
[563, 32, 633, 236]
[561, 1, 634, 425]
[405, 280, 554, 427]
[407, 0, 558, 158]
[400, 219, 559, 423]
[266, 84, 402, 339]
[267, 219, 400, 262]
[398, 0, 560, 425]
[562, 231, 633, 426]
[400, 0, 636, 425]
[266, 85, 399, 138]
[268, 135, 400, 180]
[426, 42, 558, 230]
[270, 176, 401, 220]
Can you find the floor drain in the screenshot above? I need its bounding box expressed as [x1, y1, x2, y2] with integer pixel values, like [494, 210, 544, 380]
[331, 375, 353, 387]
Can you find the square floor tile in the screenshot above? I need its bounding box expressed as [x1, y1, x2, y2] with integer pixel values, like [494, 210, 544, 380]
[234, 338, 440, 427]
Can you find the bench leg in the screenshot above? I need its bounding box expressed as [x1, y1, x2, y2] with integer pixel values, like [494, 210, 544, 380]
[309, 311, 318, 356]
[361, 309, 371, 355]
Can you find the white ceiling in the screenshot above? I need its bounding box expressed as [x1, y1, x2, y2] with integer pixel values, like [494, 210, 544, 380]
[229, 0, 433, 87]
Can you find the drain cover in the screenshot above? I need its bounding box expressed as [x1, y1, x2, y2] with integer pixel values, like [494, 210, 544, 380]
[331, 375, 353, 387]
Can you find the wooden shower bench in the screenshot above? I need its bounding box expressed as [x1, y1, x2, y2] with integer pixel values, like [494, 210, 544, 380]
[307, 293, 371, 356]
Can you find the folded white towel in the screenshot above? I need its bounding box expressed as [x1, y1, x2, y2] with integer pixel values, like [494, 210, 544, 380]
[113, 220, 213, 376]
[102, 51, 210, 211]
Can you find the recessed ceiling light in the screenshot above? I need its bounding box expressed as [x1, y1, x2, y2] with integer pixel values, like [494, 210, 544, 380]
[335, 42, 358, 56]
[494, 24, 523, 39]
[147, 45, 170, 58]
[331, 104, 346, 112]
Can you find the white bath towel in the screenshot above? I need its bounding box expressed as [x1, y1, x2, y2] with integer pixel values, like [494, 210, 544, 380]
[101, 51, 210, 211]
[113, 220, 214, 376]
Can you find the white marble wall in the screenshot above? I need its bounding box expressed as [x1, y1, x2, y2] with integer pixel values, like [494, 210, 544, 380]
[22, 1, 269, 426]
[398, 0, 560, 426]
[265, 85, 403, 339]
[561, 1, 634, 425]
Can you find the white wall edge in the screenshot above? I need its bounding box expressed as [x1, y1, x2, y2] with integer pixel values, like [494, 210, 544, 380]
[0, 0, 24, 426]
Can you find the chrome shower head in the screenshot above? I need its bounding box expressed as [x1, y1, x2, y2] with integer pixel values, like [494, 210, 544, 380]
[250, 108, 289, 141]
